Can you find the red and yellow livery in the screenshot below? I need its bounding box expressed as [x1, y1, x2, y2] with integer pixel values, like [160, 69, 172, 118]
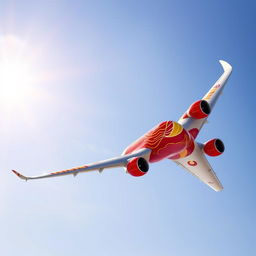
[12, 60, 232, 192]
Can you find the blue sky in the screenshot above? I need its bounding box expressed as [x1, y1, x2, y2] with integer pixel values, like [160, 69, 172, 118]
[0, 0, 255, 255]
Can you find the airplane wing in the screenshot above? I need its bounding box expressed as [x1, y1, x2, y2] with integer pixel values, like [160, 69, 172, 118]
[12, 148, 151, 181]
[173, 143, 223, 191]
[178, 60, 232, 135]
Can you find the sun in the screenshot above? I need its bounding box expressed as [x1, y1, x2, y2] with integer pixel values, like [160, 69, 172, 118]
[0, 35, 37, 106]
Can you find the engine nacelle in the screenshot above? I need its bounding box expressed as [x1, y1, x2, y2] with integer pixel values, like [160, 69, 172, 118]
[187, 100, 211, 119]
[203, 139, 225, 157]
[126, 157, 149, 177]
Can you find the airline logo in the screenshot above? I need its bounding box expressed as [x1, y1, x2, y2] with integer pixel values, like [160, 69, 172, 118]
[187, 160, 197, 166]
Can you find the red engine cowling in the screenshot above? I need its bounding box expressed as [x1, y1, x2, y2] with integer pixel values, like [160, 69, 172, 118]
[187, 100, 211, 119]
[203, 139, 225, 157]
[126, 157, 149, 177]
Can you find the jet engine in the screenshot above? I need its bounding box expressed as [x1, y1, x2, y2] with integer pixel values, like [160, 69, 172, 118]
[187, 100, 211, 119]
[203, 139, 225, 157]
[126, 157, 149, 177]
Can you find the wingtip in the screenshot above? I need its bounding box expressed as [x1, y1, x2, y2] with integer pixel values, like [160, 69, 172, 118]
[12, 170, 28, 181]
[213, 184, 224, 192]
[219, 60, 232, 72]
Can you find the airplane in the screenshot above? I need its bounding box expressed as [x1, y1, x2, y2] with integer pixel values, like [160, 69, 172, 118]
[12, 60, 232, 192]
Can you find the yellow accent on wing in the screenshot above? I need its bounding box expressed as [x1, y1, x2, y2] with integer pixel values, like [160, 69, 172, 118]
[203, 87, 218, 100]
[167, 122, 183, 137]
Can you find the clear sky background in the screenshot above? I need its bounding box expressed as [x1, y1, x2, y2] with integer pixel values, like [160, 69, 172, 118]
[0, 1, 255, 255]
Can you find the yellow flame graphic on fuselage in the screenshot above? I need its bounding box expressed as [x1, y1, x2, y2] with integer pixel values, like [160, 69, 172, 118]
[166, 122, 183, 137]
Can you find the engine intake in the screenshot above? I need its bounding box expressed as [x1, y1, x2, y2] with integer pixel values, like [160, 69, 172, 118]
[203, 139, 225, 157]
[126, 157, 149, 177]
[187, 100, 211, 119]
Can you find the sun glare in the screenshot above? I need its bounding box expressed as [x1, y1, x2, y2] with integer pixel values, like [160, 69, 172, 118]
[0, 35, 37, 106]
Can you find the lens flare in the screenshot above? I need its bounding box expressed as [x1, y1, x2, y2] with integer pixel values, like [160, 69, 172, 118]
[0, 35, 37, 106]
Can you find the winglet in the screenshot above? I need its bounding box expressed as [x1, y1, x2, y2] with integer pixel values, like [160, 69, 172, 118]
[12, 170, 28, 181]
[219, 60, 232, 73]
